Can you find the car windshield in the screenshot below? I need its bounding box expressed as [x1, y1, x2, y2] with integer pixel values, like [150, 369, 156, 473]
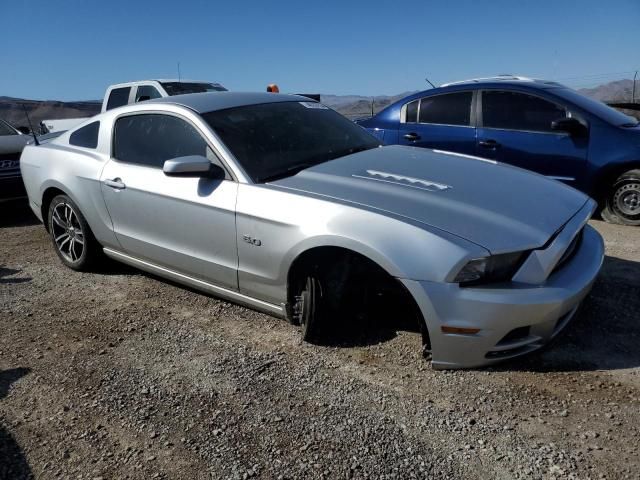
[554, 88, 639, 127]
[202, 101, 380, 182]
[161, 82, 227, 95]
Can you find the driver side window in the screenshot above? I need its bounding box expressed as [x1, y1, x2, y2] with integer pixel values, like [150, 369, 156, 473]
[482, 91, 566, 133]
[113, 114, 212, 168]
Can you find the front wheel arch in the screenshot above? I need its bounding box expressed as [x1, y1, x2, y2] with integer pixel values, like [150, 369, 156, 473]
[286, 246, 431, 350]
[592, 161, 640, 204]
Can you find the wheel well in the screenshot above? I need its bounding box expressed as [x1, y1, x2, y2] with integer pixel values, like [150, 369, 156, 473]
[286, 246, 430, 349]
[41, 187, 66, 231]
[593, 162, 640, 205]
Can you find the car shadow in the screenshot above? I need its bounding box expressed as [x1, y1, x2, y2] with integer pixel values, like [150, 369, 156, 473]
[0, 368, 33, 480]
[493, 255, 640, 373]
[0, 200, 39, 228]
[319, 307, 421, 348]
[0, 267, 32, 285]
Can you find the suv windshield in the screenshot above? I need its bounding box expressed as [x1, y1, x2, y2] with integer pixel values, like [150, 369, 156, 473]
[161, 82, 227, 96]
[202, 101, 380, 182]
[554, 88, 639, 127]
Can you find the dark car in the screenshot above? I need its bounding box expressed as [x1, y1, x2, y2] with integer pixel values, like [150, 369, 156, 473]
[357, 76, 640, 225]
[0, 118, 30, 202]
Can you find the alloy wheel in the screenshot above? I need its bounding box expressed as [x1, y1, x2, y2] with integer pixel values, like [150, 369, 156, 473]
[51, 202, 85, 263]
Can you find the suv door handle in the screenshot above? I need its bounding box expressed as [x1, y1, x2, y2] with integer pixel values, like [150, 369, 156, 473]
[403, 132, 421, 141]
[478, 139, 501, 149]
[104, 178, 126, 189]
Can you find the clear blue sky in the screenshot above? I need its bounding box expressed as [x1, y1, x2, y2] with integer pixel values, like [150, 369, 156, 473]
[2, 0, 638, 101]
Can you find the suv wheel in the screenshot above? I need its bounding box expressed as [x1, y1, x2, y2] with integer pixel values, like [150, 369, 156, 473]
[48, 195, 101, 270]
[602, 169, 640, 226]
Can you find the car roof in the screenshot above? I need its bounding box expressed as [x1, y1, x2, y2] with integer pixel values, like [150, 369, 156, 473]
[144, 91, 310, 113]
[386, 76, 568, 110]
[440, 75, 565, 88]
[108, 79, 222, 88]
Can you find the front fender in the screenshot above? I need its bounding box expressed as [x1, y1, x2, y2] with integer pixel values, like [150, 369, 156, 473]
[236, 184, 487, 305]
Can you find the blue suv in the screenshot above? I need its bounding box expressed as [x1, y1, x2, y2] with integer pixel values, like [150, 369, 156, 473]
[357, 76, 640, 225]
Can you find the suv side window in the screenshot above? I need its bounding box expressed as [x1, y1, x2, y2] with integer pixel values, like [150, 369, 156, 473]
[69, 121, 100, 149]
[135, 85, 162, 103]
[106, 87, 131, 111]
[482, 91, 566, 132]
[419, 92, 472, 126]
[113, 114, 211, 168]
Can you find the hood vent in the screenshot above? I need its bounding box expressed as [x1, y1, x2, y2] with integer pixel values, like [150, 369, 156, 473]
[353, 169, 452, 192]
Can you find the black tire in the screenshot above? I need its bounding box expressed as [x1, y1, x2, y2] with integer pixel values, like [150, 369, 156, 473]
[601, 169, 640, 226]
[47, 194, 102, 271]
[293, 275, 325, 343]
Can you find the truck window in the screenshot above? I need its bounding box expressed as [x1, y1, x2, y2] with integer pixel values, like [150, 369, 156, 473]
[106, 87, 131, 111]
[160, 82, 227, 96]
[135, 86, 162, 103]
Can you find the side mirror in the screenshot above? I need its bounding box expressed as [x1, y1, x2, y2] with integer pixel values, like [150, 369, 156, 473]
[162, 155, 225, 179]
[551, 117, 586, 136]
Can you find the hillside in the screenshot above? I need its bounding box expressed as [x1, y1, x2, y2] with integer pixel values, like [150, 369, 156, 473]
[577, 79, 636, 102]
[0, 96, 100, 132]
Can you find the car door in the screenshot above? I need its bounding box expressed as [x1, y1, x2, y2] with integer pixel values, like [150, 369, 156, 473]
[477, 90, 588, 185]
[398, 91, 477, 155]
[100, 112, 239, 290]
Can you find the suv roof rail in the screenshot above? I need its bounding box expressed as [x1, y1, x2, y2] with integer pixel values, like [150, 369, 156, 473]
[441, 75, 536, 87]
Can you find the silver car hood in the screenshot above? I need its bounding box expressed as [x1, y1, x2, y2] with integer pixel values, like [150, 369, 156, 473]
[269, 146, 589, 253]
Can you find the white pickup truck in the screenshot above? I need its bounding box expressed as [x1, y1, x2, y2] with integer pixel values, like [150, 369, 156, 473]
[42, 79, 227, 133]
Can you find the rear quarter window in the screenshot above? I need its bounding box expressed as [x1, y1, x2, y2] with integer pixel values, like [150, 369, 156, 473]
[69, 121, 100, 149]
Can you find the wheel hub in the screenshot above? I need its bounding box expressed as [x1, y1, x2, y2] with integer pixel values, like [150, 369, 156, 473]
[614, 183, 640, 217]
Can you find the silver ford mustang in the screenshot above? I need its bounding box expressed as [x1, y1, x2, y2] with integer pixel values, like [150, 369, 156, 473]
[20, 92, 605, 369]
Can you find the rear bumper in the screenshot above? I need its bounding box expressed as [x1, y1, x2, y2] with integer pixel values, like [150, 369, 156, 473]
[0, 175, 27, 202]
[401, 224, 605, 369]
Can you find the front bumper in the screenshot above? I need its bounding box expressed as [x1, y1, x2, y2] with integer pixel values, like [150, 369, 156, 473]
[401, 224, 605, 369]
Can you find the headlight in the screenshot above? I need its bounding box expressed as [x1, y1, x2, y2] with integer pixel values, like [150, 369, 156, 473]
[453, 251, 527, 286]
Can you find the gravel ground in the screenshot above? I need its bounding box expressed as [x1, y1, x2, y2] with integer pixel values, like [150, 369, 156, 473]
[1, 201, 639, 479]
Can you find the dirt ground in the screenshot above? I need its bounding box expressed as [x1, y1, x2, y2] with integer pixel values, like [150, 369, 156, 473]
[1, 201, 639, 479]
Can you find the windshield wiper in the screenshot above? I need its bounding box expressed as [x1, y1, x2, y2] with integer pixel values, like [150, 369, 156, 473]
[258, 163, 313, 183]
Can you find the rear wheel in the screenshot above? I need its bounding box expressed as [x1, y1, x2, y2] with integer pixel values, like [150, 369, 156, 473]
[601, 169, 640, 226]
[48, 195, 101, 270]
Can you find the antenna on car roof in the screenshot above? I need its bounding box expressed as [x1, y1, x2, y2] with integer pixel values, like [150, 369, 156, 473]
[21, 104, 39, 146]
[177, 61, 181, 83]
[425, 77, 436, 89]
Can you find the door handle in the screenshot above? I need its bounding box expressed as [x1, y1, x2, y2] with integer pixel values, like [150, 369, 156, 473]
[478, 139, 501, 149]
[104, 178, 126, 189]
[403, 132, 421, 141]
